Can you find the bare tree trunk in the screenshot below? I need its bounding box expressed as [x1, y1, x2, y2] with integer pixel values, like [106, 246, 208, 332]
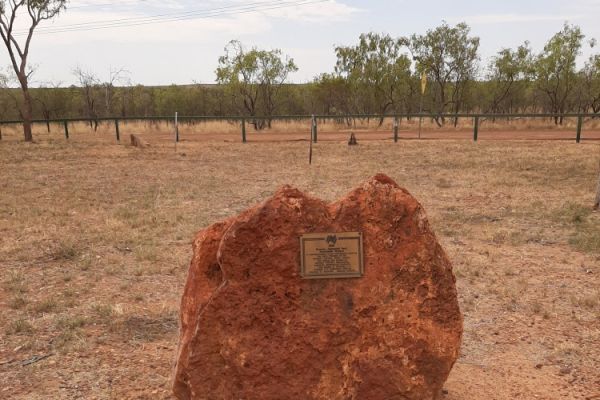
[43, 111, 51, 132]
[559, 111, 564, 125]
[21, 84, 34, 142]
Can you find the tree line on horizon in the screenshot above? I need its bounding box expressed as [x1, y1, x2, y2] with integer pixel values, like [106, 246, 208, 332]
[2, 18, 600, 137]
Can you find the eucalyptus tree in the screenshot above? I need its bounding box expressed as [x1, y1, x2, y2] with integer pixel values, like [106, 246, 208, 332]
[486, 42, 534, 113]
[0, 0, 68, 141]
[334, 32, 412, 121]
[406, 22, 480, 125]
[256, 49, 298, 125]
[534, 24, 585, 124]
[579, 53, 600, 113]
[312, 73, 352, 115]
[216, 40, 297, 129]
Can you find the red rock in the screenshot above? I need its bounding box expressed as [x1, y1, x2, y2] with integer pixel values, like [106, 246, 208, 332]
[173, 174, 462, 400]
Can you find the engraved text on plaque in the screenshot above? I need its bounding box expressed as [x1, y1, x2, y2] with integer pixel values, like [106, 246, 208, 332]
[300, 232, 364, 279]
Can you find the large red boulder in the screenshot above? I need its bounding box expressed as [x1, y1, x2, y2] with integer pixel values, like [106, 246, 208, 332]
[173, 174, 462, 400]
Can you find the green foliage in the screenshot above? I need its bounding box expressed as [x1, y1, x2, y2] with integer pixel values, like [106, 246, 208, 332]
[485, 42, 534, 113]
[579, 53, 600, 113]
[406, 22, 480, 121]
[28, 0, 67, 18]
[534, 23, 585, 122]
[311, 73, 352, 115]
[334, 33, 412, 115]
[215, 40, 298, 127]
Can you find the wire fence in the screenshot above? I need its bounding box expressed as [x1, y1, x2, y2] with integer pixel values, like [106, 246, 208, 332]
[0, 113, 598, 143]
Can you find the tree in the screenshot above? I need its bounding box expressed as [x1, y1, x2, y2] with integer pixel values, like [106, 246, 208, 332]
[73, 67, 101, 130]
[257, 50, 298, 125]
[579, 54, 600, 114]
[216, 40, 297, 129]
[0, 0, 67, 141]
[103, 67, 130, 116]
[486, 43, 534, 114]
[0, 71, 7, 139]
[406, 22, 480, 126]
[534, 24, 585, 124]
[34, 81, 68, 132]
[312, 73, 352, 115]
[128, 84, 155, 116]
[334, 32, 411, 121]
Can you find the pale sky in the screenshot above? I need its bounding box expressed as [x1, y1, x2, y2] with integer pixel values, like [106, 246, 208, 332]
[5, 0, 600, 86]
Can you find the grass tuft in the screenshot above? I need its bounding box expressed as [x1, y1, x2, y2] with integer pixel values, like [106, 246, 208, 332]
[51, 240, 79, 261]
[56, 315, 87, 331]
[569, 223, 600, 254]
[33, 297, 59, 314]
[9, 295, 27, 310]
[553, 202, 592, 224]
[8, 319, 34, 335]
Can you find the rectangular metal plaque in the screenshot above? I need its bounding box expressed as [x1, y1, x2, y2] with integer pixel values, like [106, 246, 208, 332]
[300, 232, 364, 279]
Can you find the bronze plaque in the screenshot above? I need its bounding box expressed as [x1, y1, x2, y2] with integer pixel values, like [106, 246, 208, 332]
[300, 232, 364, 279]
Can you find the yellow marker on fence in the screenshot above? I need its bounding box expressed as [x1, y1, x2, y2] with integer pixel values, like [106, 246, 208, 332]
[419, 71, 427, 139]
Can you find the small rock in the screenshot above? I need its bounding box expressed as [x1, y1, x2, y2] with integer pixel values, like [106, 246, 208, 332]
[559, 365, 572, 375]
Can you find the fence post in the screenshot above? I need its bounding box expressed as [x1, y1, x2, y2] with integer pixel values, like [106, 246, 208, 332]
[241, 118, 247, 143]
[576, 115, 583, 143]
[309, 124, 313, 165]
[393, 116, 399, 143]
[64, 120, 69, 140]
[115, 119, 120, 142]
[312, 115, 318, 143]
[175, 112, 179, 143]
[473, 116, 479, 142]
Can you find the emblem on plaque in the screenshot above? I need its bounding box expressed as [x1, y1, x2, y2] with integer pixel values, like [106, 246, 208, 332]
[300, 232, 364, 279]
[326, 235, 337, 246]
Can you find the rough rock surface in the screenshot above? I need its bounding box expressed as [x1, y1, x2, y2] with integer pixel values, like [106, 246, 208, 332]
[173, 174, 462, 400]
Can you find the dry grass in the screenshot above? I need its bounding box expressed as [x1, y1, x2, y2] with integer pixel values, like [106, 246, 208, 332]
[0, 136, 599, 399]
